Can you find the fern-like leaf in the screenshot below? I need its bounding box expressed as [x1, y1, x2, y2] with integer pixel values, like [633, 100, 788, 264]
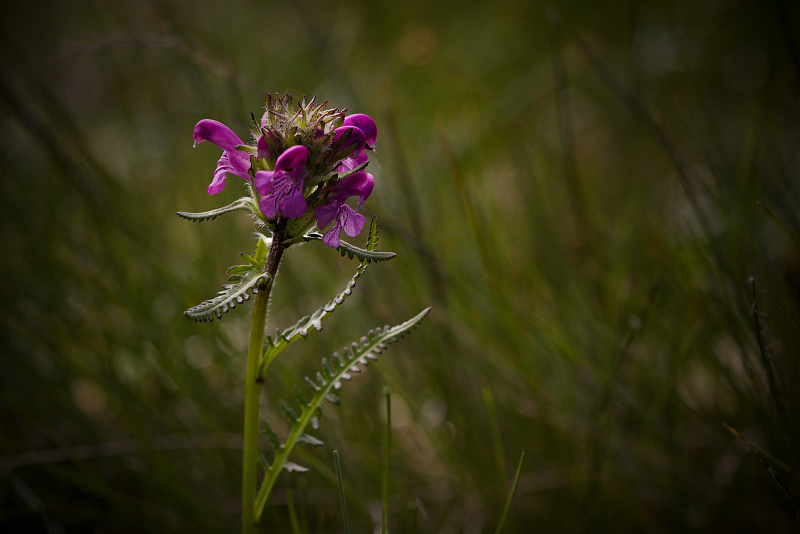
[259, 217, 382, 375]
[253, 307, 431, 520]
[184, 270, 269, 322]
[176, 196, 257, 222]
[263, 263, 367, 362]
[302, 232, 396, 262]
[296, 216, 394, 263]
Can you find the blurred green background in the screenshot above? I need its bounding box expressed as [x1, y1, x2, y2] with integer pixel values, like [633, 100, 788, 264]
[2, 0, 799, 532]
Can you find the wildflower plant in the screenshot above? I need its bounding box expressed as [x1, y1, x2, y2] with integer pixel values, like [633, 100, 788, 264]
[179, 93, 429, 532]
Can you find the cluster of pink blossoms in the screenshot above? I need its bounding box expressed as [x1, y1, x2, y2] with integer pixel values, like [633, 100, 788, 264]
[193, 94, 377, 248]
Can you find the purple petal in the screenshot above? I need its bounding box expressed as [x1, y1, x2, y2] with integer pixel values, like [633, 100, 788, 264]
[206, 152, 251, 195]
[275, 145, 308, 172]
[321, 226, 341, 248]
[330, 171, 374, 207]
[208, 165, 228, 195]
[336, 152, 369, 174]
[343, 114, 377, 149]
[259, 191, 281, 219]
[281, 187, 308, 218]
[254, 170, 274, 197]
[194, 119, 253, 194]
[314, 202, 339, 229]
[193, 119, 244, 152]
[341, 206, 366, 237]
[332, 126, 367, 159]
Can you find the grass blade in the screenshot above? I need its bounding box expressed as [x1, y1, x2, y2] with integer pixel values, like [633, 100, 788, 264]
[38, 498, 53, 534]
[382, 387, 392, 534]
[333, 450, 351, 534]
[494, 452, 525, 534]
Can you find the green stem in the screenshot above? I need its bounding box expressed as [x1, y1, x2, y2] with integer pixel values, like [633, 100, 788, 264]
[242, 222, 287, 534]
[381, 387, 391, 534]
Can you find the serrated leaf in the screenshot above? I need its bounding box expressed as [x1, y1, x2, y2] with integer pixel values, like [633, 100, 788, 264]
[259, 218, 389, 375]
[303, 232, 396, 262]
[184, 270, 269, 322]
[364, 215, 380, 252]
[254, 307, 431, 519]
[277, 275, 359, 339]
[259, 258, 369, 376]
[176, 196, 257, 223]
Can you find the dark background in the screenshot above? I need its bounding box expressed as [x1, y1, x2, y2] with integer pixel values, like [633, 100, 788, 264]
[2, 0, 799, 532]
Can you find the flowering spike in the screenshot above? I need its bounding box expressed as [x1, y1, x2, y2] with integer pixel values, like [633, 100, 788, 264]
[188, 93, 380, 247]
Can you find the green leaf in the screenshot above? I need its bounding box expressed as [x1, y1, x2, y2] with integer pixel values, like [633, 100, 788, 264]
[176, 196, 257, 222]
[364, 215, 381, 251]
[254, 307, 432, 521]
[295, 215, 395, 262]
[271, 265, 365, 343]
[333, 450, 351, 534]
[184, 235, 272, 322]
[226, 264, 255, 275]
[259, 217, 386, 375]
[303, 232, 396, 262]
[184, 269, 269, 322]
[494, 452, 526, 534]
[261, 260, 368, 376]
[237, 233, 271, 270]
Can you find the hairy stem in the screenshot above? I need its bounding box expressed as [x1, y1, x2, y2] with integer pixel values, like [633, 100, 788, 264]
[242, 221, 287, 534]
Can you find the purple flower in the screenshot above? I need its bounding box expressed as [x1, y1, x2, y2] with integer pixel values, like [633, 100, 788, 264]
[337, 151, 369, 174]
[314, 171, 374, 248]
[331, 125, 367, 160]
[254, 145, 309, 218]
[193, 119, 253, 195]
[343, 114, 377, 149]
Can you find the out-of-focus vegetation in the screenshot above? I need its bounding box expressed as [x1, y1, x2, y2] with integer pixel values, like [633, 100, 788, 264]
[2, 0, 799, 532]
